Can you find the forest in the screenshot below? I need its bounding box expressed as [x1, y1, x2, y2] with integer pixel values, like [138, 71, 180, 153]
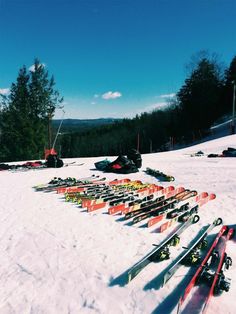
[59, 52, 236, 157]
[0, 53, 236, 162]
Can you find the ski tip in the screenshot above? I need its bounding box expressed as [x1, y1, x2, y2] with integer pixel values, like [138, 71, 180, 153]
[209, 193, 216, 200]
[222, 224, 229, 235]
[228, 227, 235, 239]
[177, 186, 186, 193]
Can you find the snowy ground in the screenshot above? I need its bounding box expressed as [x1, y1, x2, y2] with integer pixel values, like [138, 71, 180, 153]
[0, 134, 236, 314]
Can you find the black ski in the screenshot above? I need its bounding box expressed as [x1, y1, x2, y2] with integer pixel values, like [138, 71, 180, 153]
[127, 214, 200, 283]
[162, 217, 223, 286]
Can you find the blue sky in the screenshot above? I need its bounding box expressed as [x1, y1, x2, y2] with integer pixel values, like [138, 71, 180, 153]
[0, 0, 236, 119]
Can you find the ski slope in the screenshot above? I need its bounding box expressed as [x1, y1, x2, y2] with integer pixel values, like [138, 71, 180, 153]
[0, 134, 236, 314]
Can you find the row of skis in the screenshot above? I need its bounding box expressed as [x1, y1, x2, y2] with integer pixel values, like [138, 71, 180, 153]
[33, 174, 234, 313]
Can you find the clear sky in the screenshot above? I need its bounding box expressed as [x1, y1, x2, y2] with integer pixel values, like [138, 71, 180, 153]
[0, 0, 236, 119]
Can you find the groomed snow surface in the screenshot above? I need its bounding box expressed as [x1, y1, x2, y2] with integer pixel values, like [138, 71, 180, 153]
[1, 134, 236, 314]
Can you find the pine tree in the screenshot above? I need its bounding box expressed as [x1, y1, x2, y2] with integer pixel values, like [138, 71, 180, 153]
[29, 59, 63, 148]
[177, 56, 224, 139]
[0, 59, 63, 162]
[223, 56, 236, 114]
[0, 66, 35, 161]
[226, 56, 236, 83]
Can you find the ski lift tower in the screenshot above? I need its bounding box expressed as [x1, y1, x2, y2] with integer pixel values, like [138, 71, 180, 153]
[45, 108, 65, 159]
[231, 80, 236, 134]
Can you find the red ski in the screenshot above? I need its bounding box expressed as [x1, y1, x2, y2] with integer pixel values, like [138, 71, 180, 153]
[131, 189, 197, 225]
[107, 185, 167, 215]
[56, 178, 107, 194]
[147, 192, 209, 228]
[201, 227, 234, 313]
[87, 184, 163, 213]
[177, 224, 228, 313]
[118, 186, 185, 219]
[152, 193, 216, 231]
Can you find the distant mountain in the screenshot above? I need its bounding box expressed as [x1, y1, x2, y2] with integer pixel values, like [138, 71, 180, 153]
[52, 118, 121, 133]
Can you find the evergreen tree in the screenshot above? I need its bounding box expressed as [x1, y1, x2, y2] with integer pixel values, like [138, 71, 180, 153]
[29, 59, 63, 148]
[0, 59, 63, 162]
[226, 56, 236, 83]
[0, 66, 34, 161]
[223, 55, 236, 114]
[177, 56, 224, 140]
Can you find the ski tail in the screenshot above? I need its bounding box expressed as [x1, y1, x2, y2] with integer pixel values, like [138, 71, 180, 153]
[177, 222, 226, 313]
[108, 184, 164, 215]
[202, 227, 234, 314]
[127, 212, 201, 284]
[162, 218, 222, 287]
[157, 192, 215, 232]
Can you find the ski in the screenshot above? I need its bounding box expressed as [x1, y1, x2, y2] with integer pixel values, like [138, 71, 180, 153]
[163, 192, 209, 220]
[86, 192, 139, 212]
[63, 181, 158, 209]
[147, 192, 209, 228]
[65, 183, 113, 199]
[201, 227, 234, 313]
[108, 185, 174, 215]
[82, 181, 154, 206]
[86, 189, 155, 212]
[127, 214, 200, 283]
[86, 184, 163, 212]
[154, 193, 216, 232]
[56, 177, 108, 193]
[64, 162, 85, 167]
[144, 167, 175, 181]
[59, 177, 137, 194]
[108, 185, 161, 208]
[108, 186, 174, 216]
[57, 178, 135, 194]
[122, 186, 184, 216]
[33, 175, 98, 191]
[177, 224, 228, 313]
[119, 187, 185, 219]
[162, 217, 223, 286]
[131, 190, 198, 225]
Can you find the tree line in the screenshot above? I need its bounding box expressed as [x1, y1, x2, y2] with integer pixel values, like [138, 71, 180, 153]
[0, 53, 236, 162]
[60, 52, 236, 157]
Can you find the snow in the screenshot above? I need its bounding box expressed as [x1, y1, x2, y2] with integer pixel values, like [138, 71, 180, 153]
[0, 134, 236, 314]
